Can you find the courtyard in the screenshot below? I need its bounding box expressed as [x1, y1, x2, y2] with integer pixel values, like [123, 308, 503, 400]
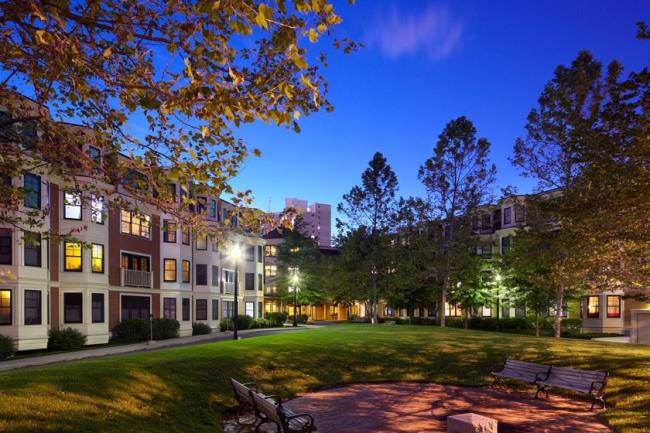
[0, 325, 648, 433]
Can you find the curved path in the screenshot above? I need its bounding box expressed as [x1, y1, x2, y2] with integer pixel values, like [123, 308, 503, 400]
[281, 383, 612, 433]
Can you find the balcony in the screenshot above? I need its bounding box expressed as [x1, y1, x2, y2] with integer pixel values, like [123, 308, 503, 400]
[121, 268, 152, 288]
[223, 281, 234, 294]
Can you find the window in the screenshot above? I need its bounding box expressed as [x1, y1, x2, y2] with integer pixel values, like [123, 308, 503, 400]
[120, 210, 151, 239]
[209, 199, 217, 218]
[88, 146, 101, 173]
[607, 296, 621, 318]
[212, 265, 219, 287]
[258, 302, 263, 318]
[211, 241, 218, 252]
[64, 293, 83, 323]
[90, 196, 104, 224]
[24, 290, 41, 325]
[164, 259, 177, 282]
[163, 298, 176, 319]
[0, 289, 11, 325]
[264, 264, 277, 278]
[64, 191, 82, 220]
[64, 242, 83, 271]
[182, 298, 190, 321]
[223, 269, 235, 283]
[196, 235, 207, 250]
[384, 307, 394, 317]
[197, 196, 206, 214]
[257, 245, 263, 263]
[121, 253, 150, 271]
[182, 260, 190, 283]
[121, 295, 150, 320]
[212, 299, 219, 320]
[91, 243, 104, 273]
[23, 232, 41, 267]
[0, 229, 11, 264]
[182, 227, 190, 245]
[245, 301, 255, 318]
[482, 306, 492, 317]
[223, 300, 235, 319]
[92, 293, 105, 323]
[587, 296, 600, 318]
[515, 204, 526, 223]
[196, 264, 207, 285]
[245, 273, 255, 290]
[446, 302, 461, 317]
[503, 207, 512, 225]
[196, 299, 208, 320]
[163, 220, 177, 243]
[24, 173, 41, 209]
[265, 285, 277, 294]
[258, 274, 263, 292]
[480, 244, 492, 259]
[265, 245, 277, 257]
[245, 246, 254, 261]
[501, 236, 511, 254]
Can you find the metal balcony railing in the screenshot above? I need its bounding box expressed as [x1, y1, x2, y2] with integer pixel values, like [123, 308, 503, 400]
[223, 282, 234, 294]
[122, 268, 152, 288]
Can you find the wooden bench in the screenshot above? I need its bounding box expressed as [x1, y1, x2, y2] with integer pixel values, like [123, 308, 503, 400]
[491, 358, 551, 385]
[230, 378, 264, 427]
[250, 389, 316, 433]
[535, 366, 608, 411]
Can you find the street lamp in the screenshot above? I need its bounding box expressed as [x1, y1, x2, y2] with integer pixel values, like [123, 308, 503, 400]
[229, 242, 243, 340]
[290, 268, 300, 327]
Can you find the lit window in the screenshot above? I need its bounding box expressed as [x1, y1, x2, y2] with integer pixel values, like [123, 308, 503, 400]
[245, 301, 255, 318]
[196, 235, 207, 250]
[264, 264, 277, 277]
[91, 243, 104, 273]
[265, 245, 277, 257]
[607, 296, 621, 318]
[182, 227, 190, 245]
[64, 191, 82, 220]
[0, 289, 12, 325]
[64, 242, 82, 271]
[445, 302, 461, 317]
[91, 196, 104, 224]
[587, 296, 600, 318]
[162, 259, 176, 282]
[182, 260, 190, 283]
[482, 306, 492, 317]
[120, 210, 151, 239]
[163, 220, 177, 243]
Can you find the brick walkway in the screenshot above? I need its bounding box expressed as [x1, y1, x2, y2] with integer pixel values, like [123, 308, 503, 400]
[277, 383, 612, 433]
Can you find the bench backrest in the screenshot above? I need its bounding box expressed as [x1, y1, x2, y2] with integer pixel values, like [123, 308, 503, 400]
[503, 358, 550, 377]
[251, 390, 283, 425]
[230, 378, 254, 405]
[548, 366, 608, 390]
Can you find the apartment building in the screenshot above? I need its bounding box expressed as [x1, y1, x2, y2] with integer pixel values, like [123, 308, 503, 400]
[0, 100, 265, 351]
[280, 198, 332, 248]
[379, 194, 650, 340]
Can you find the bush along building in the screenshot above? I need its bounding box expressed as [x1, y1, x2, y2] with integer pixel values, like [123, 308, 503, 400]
[0, 98, 265, 351]
[377, 193, 650, 342]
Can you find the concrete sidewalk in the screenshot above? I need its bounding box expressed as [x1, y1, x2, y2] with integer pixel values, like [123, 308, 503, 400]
[0, 325, 319, 372]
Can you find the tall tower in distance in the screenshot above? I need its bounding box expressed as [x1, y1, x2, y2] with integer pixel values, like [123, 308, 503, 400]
[284, 198, 332, 247]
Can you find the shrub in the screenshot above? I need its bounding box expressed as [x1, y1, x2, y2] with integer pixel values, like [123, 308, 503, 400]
[0, 335, 15, 360]
[114, 318, 180, 342]
[561, 318, 583, 333]
[235, 314, 255, 330]
[297, 314, 309, 324]
[266, 312, 288, 326]
[252, 318, 273, 329]
[192, 322, 212, 335]
[220, 319, 234, 332]
[48, 328, 87, 351]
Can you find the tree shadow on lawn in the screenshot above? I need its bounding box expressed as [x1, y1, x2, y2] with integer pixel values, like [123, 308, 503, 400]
[0, 325, 647, 433]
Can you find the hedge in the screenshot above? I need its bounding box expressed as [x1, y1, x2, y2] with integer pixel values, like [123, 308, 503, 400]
[0, 335, 15, 360]
[48, 328, 87, 351]
[114, 318, 180, 342]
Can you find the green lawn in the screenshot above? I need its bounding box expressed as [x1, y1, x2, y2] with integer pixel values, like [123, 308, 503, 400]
[0, 325, 648, 433]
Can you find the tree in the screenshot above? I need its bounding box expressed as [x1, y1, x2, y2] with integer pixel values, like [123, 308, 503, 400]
[275, 219, 325, 311]
[419, 116, 496, 327]
[0, 0, 355, 237]
[337, 152, 399, 323]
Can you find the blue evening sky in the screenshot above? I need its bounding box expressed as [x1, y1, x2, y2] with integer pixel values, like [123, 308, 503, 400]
[231, 0, 649, 223]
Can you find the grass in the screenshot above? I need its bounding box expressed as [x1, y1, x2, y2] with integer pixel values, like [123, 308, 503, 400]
[0, 324, 648, 433]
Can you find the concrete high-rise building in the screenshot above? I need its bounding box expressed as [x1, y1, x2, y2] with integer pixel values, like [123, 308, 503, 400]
[284, 198, 332, 247]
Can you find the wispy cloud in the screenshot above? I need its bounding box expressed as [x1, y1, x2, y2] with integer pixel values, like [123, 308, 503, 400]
[366, 3, 464, 61]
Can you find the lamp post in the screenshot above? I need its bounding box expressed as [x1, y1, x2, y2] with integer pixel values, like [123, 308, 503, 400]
[229, 242, 243, 340]
[290, 268, 300, 327]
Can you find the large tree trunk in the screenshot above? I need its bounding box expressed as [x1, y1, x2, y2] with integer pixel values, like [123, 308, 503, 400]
[555, 286, 565, 338]
[440, 282, 448, 327]
[463, 308, 469, 329]
[535, 312, 540, 337]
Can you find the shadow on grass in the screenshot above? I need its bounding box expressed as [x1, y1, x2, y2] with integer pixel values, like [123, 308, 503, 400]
[0, 325, 648, 433]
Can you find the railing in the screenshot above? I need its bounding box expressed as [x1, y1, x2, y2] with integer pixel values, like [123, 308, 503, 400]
[122, 268, 152, 288]
[223, 282, 234, 294]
